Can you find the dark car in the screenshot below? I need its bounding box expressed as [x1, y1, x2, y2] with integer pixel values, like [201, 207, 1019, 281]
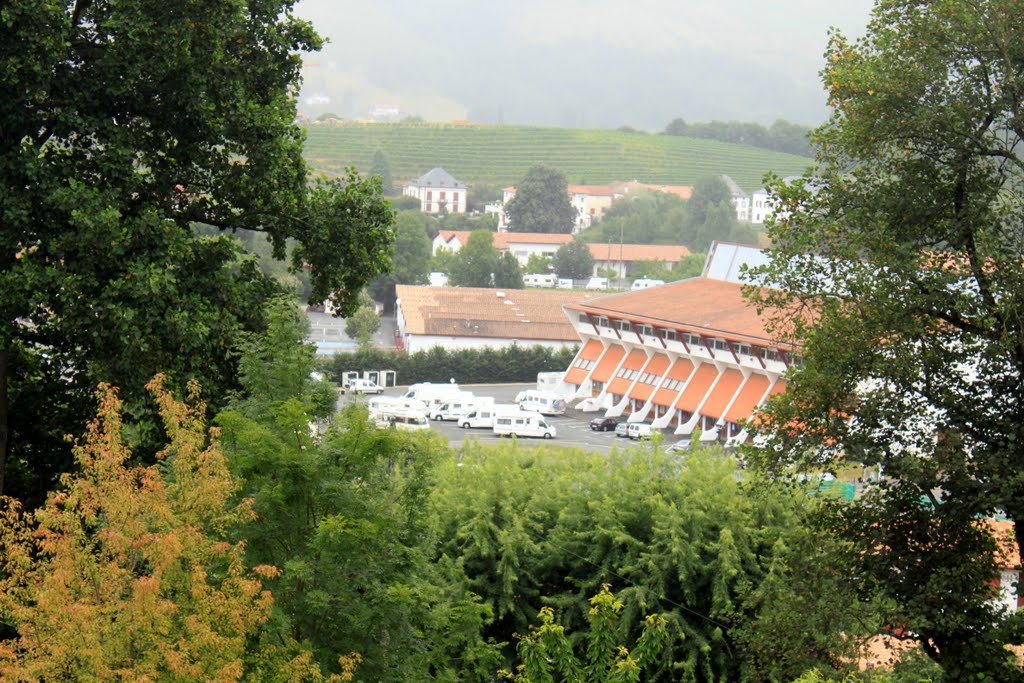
[590, 417, 619, 432]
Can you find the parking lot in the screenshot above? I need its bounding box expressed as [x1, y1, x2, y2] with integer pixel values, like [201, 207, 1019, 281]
[340, 383, 680, 455]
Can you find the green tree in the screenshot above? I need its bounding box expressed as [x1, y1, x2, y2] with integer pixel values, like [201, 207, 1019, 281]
[682, 176, 745, 251]
[369, 211, 433, 307]
[524, 253, 553, 274]
[432, 443, 865, 681]
[0, 1, 395, 501]
[217, 308, 499, 680]
[748, 1, 1024, 679]
[500, 586, 668, 683]
[369, 149, 394, 195]
[552, 239, 595, 280]
[494, 252, 525, 289]
[345, 304, 381, 350]
[579, 190, 689, 245]
[505, 165, 576, 233]
[449, 230, 502, 287]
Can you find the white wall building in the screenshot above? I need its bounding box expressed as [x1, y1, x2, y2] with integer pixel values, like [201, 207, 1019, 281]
[403, 167, 467, 214]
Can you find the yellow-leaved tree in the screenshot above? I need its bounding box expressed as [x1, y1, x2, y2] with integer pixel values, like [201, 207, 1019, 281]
[0, 375, 350, 681]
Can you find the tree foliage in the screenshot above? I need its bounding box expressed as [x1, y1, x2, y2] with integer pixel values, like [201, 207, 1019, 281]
[449, 230, 523, 289]
[0, 0, 395, 501]
[217, 302, 499, 680]
[552, 239, 596, 280]
[431, 443, 869, 681]
[0, 377, 332, 680]
[748, 1, 1024, 679]
[505, 166, 576, 234]
[662, 118, 812, 157]
[579, 190, 689, 245]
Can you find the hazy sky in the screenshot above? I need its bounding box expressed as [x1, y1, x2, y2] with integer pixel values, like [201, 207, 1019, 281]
[294, 0, 875, 130]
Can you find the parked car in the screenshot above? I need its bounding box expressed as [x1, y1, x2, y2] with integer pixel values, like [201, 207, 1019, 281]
[614, 422, 630, 438]
[590, 417, 619, 432]
[667, 438, 691, 453]
[341, 378, 383, 394]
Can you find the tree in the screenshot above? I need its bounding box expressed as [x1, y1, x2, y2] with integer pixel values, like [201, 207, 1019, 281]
[748, 1, 1024, 678]
[217, 306, 499, 680]
[369, 149, 394, 195]
[0, 377, 335, 680]
[500, 586, 668, 683]
[505, 165, 576, 233]
[0, 2, 395, 501]
[494, 252, 525, 289]
[345, 304, 381, 350]
[552, 239, 595, 280]
[524, 253, 553, 274]
[369, 211, 433, 308]
[579, 190, 689, 245]
[449, 230, 503, 288]
[681, 176, 746, 251]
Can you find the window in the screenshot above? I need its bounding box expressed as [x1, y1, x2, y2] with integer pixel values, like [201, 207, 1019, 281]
[426, 191, 432, 200]
[710, 338, 730, 352]
[638, 323, 654, 336]
[761, 348, 781, 362]
[684, 333, 702, 347]
[617, 320, 632, 332]
[597, 316, 610, 328]
[440, 191, 446, 200]
[662, 329, 678, 342]
[735, 343, 752, 356]
[578, 313, 590, 324]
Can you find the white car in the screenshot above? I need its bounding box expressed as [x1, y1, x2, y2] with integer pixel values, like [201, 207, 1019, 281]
[342, 378, 384, 394]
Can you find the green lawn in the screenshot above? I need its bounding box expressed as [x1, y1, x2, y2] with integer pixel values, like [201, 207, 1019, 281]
[302, 122, 812, 193]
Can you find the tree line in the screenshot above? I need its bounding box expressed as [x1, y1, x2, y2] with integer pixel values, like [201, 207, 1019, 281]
[662, 118, 813, 157]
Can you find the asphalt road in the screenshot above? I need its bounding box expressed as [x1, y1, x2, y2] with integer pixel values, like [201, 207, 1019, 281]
[339, 382, 678, 455]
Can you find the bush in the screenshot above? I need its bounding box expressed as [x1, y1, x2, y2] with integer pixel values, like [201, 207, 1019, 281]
[323, 345, 578, 385]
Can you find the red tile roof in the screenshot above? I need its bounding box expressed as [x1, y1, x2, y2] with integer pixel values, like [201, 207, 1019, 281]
[396, 285, 598, 342]
[568, 277, 787, 347]
[588, 243, 690, 263]
[434, 230, 573, 249]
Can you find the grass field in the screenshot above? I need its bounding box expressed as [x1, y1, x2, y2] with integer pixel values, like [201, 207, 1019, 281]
[302, 122, 813, 194]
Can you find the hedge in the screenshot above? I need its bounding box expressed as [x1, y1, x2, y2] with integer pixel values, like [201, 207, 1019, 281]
[323, 345, 578, 386]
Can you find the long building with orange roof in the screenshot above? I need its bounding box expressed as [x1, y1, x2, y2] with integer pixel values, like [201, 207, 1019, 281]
[559, 242, 793, 446]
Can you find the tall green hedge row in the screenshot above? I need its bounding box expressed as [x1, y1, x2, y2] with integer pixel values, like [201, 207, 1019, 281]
[324, 344, 578, 386]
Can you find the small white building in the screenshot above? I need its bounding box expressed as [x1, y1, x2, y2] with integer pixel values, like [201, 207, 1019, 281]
[403, 167, 467, 214]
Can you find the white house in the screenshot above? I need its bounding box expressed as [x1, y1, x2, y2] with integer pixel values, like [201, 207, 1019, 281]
[403, 167, 467, 214]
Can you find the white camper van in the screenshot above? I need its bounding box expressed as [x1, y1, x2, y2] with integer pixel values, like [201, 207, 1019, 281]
[402, 383, 467, 410]
[457, 404, 518, 429]
[367, 396, 428, 421]
[493, 411, 557, 439]
[431, 396, 494, 422]
[515, 390, 567, 416]
[372, 406, 430, 431]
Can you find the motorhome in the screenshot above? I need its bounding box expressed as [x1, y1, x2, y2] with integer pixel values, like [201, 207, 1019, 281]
[367, 396, 428, 421]
[431, 396, 494, 422]
[401, 383, 467, 410]
[515, 390, 567, 416]
[492, 411, 557, 439]
[631, 278, 665, 290]
[523, 273, 557, 288]
[457, 404, 519, 429]
[373, 407, 430, 431]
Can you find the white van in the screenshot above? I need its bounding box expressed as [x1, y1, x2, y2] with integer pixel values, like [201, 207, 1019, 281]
[493, 411, 557, 439]
[432, 396, 494, 422]
[523, 273, 557, 288]
[457, 404, 518, 429]
[341, 378, 384, 394]
[402, 383, 467, 410]
[585, 277, 609, 290]
[627, 423, 655, 440]
[515, 390, 567, 416]
[631, 278, 665, 290]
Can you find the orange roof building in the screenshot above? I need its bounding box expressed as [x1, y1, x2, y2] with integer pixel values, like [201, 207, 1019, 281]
[395, 285, 600, 353]
[559, 242, 795, 446]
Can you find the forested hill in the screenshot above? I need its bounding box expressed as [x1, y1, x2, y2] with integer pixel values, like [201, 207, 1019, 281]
[301, 122, 812, 193]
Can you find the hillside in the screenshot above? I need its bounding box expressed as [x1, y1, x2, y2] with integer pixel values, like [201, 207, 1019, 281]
[301, 122, 812, 193]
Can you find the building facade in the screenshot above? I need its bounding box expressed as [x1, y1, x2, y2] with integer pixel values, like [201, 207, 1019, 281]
[559, 242, 790, 446]
[403, 167, 467, 214]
